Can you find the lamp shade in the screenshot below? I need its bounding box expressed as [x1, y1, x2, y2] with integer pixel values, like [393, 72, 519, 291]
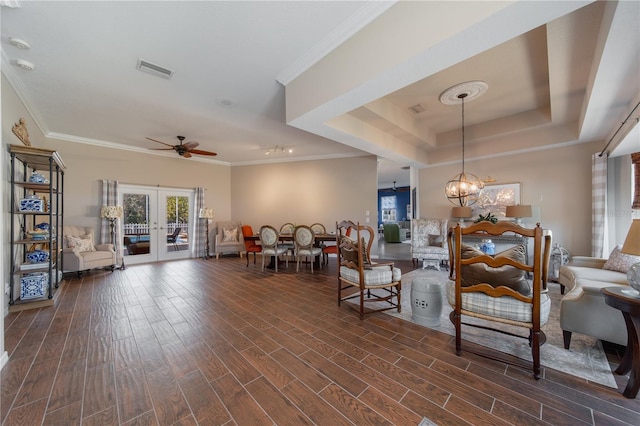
[505, 205, 532, 218]
[452, 206, 472, 218]
[100, 205, 122, 219]
[199, 208, 215, 219]
[621, 219, 640, 255]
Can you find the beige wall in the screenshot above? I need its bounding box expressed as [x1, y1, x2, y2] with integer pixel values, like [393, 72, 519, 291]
[231, 156, 379, 238]
[418, 141, 606, 257]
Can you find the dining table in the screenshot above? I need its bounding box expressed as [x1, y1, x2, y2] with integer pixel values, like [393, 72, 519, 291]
[244, 232, 338, 269]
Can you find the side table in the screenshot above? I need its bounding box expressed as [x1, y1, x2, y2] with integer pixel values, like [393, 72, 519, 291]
[602, 286, 640, 398]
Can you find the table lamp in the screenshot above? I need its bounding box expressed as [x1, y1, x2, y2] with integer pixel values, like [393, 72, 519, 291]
[451, 206, 472, 225]
[621, 219, 640, 296]
[505, 204, 532, 225]
[199, 208, 215, 259]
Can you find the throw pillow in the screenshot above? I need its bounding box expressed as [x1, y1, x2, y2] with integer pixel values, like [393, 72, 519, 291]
[428, 234, 443, 247]
[460, 243, 530, 295]
[66, 234, 96, 253]
[223, 227, 238, 242]
[603, 245, 640, 273]
[339, 236, 370, 265]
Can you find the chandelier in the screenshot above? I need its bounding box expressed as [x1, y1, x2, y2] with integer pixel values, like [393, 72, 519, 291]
[441, 81, 487, 206]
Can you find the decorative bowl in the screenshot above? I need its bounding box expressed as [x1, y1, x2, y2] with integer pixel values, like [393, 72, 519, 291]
[35, 222, 51, 232]
[26, 249, 49, 263]
[28, 230, 49, 240]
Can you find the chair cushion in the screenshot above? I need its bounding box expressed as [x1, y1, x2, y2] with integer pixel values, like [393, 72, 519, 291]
[460, 244, 530, 295]
[66, 234, 96, 252]
[603, 245, 640, 273]
[297, 247, 322, 256]
[446, 281, 550, 324]
[340, 265, 401, 286]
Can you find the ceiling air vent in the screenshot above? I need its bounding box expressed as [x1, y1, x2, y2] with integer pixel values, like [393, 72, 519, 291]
[136, 59, 174, 79]
[408, 103, 425, 114]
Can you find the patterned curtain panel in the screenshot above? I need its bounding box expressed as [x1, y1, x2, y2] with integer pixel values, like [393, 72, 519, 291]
[592, 154, 608, 257]
[101, 179, 123, 267]
[191, 187, 205, 258]
[632, 152, 640, 210]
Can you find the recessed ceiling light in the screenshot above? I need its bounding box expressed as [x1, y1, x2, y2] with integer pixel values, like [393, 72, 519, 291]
[16, 59, 34, 71]
[9, 38, 30, 49]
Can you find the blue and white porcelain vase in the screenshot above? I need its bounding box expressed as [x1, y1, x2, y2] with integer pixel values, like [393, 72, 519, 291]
[480, 239, 495, 255]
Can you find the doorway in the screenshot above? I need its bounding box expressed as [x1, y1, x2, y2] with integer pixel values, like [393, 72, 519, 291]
[118, 184, 194, 265]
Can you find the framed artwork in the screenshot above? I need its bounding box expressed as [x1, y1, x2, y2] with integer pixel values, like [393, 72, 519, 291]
[472, 182, 521, 219]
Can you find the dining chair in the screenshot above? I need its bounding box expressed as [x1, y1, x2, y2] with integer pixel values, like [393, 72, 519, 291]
[293, 225, 323, 273]
[279, 222, 295, 259]
[448, 221, 552, 379]
[310, 223, 326, 234]
[241, 225, 261, 267]
[259, 225, 288, 272]
[337, 220, 401, 319]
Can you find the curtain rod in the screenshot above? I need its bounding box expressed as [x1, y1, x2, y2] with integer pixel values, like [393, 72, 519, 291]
[599, 100, 640, 157]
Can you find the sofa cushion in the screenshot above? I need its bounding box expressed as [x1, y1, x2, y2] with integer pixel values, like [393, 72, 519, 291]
[223, 227, 239, 242]
[561, 265, 629, 286]
[428, 234, 443, 247]
[603, 245, 640, 273]
[460, 244, 530, 295]
[66, 234, 95, 253]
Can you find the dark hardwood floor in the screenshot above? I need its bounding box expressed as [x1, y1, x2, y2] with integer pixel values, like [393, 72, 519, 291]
[2, 255, 639, 425]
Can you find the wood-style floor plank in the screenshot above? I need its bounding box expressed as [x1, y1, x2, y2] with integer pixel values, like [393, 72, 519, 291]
[1, 256, 639, 425]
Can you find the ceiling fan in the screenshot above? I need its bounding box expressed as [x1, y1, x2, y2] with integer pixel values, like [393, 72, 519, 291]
[380, 181, 410, 193]
[146, 136, 217, 158]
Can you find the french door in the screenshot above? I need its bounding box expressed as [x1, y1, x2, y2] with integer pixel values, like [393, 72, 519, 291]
[118, 185, 194, 265]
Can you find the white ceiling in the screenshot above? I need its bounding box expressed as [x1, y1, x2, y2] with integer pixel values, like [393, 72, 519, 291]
[2, 1, 639, 189]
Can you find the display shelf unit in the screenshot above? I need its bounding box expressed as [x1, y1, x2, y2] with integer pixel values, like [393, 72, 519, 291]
[9, 144, 66, 311]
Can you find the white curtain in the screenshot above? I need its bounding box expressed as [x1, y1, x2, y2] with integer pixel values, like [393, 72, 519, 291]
[101, 179, 123, 267]
[191, 187, 205, 258]
[592, 153, 608, 257]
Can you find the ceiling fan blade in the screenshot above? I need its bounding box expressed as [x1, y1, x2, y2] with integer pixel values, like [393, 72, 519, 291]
[189, 149, 217, 156]
[146, 137, 174, 147]
[150, 147, 176, 151]
[183, 141, 199, 150]
[182, 151, 192, 158]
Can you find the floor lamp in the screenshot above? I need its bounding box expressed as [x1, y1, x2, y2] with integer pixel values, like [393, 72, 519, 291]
[199, 208, 215, 260]
[101, 205, 124, 269]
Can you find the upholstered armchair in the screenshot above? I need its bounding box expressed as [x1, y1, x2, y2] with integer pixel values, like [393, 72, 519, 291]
[411, 218, 449, 269]
[383, 223, 407, 243]
[214, 221, 245, 258]
[62, 225, 116, 277]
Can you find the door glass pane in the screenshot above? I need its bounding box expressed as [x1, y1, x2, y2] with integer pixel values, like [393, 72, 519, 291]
[165, 195, 189, 253]
[123, 193, 151, 257]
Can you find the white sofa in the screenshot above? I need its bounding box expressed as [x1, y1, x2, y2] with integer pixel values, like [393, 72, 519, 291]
[558, 256, 630, 348]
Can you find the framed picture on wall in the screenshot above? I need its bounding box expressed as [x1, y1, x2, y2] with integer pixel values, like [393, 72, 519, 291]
[473, 182, 521, 219]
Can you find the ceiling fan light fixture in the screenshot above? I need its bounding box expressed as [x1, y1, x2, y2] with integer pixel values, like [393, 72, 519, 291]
[16, 59, 34, 71]
[9, 37, 31, 50]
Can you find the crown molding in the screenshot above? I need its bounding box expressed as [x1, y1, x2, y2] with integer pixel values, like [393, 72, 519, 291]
[276, 1, 397, 86]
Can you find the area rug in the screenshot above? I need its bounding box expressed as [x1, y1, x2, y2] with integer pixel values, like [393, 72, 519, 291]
[360, 268, 617, 388]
